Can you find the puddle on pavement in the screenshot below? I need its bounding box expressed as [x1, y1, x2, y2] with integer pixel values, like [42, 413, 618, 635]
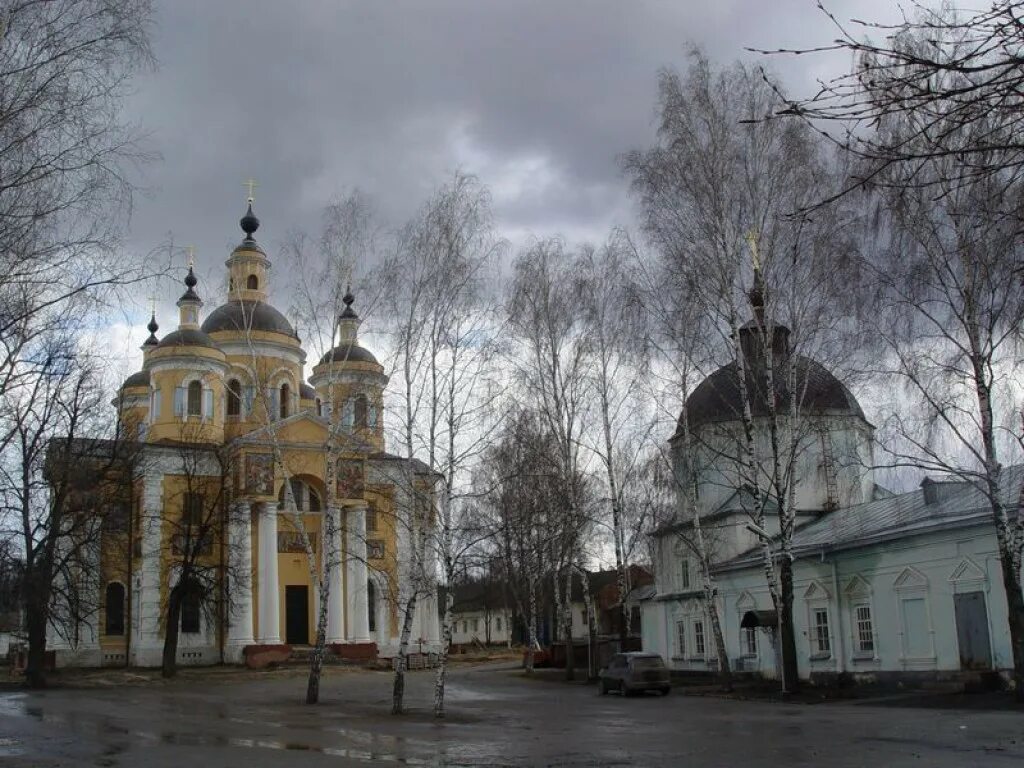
[0, 736, 24, 757]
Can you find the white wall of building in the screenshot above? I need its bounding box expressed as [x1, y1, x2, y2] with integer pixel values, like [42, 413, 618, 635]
[644, 523, 1015, 682]
[450, 609, 512, 646]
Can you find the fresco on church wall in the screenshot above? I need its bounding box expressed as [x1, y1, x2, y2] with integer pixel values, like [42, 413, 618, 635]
[337, 459, 364, 498]
[244, 453, 274, 495]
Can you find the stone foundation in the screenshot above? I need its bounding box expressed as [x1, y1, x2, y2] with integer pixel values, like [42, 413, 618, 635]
[329, 642, 377, 662]
[243, 643, 292, 669]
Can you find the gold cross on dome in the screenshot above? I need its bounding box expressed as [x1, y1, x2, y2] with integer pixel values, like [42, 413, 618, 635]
[245, 178, 258, 202]
[186, 245, 195, 268]
[148, 296, 157, 315]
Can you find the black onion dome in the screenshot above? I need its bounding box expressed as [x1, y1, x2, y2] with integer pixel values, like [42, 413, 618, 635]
[143, 312, 160, 346]
[178, 266, 201, 303]
[339, 288, 357, 319]
[677, 355, 865, 436]
[299, 382, 316, 400]
[121, 369, 151, 389]
[155, 328, 219, 350]
[319, 343, 379, 366]
[240, 202, 259, 237]
[201, 300, 298, 338]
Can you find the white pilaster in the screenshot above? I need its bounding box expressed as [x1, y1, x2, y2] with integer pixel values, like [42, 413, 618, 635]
[257, 503, 281, 644]
[326, 506, 346, 644]
[132, 473, 165, 666]
[226, 501, 254, 660]
[345, 502, 371, 643]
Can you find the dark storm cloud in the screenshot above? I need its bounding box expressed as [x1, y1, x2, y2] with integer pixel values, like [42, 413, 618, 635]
[114, 0, 895, 364]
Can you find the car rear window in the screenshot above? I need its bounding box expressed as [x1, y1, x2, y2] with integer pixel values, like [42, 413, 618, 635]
[629, 656, 664, 669]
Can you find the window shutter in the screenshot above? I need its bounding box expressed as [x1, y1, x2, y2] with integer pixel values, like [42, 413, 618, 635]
[269, 387, 280, 419]
[342, 400, 354, 428]
[243, 386, 255, 414]
[151, 390, 162, 423]
[173, 387, 184, 417]
[368, 404, 378, 428]
[203, 389, 214, 420]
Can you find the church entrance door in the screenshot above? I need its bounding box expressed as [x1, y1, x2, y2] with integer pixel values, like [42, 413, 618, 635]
[285, 585, 309, 645]
[954, 591, 992, 670]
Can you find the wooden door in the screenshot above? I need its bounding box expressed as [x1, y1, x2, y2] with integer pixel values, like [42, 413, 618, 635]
[954, 591, 992, 670]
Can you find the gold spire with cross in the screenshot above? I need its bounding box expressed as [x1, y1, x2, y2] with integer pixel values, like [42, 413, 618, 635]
[186, 245, 195, 269]
[148, 295, 157, 316]
[744, 229, 761, 271]
[244, 177, 258, 203]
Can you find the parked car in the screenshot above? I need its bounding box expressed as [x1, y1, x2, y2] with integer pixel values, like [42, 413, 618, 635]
[598, 652, 670, 696]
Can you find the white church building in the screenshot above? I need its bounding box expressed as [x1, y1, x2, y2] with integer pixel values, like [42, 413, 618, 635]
[641, 307, 1019, 686]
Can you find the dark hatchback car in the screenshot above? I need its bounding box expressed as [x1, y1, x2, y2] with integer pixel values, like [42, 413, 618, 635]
[598, 652, 671, 696]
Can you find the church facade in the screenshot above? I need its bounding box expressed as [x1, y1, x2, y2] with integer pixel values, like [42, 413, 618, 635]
[641, 289, 1019, 687]
[50, 202, 440, 668]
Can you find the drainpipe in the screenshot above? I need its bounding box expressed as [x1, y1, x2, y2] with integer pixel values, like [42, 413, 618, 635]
[822, 549, 845, 675]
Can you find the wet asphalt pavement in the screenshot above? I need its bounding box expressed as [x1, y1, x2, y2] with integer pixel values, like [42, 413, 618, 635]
[0, 662, 1021, 767]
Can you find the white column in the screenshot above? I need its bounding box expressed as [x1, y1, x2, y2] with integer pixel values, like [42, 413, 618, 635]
[345, 502, 371, 643]
[326, 506, 345, 644]
[257, 503, 281, 644]
[133, 473, 164, 666]
[226, 501, 254, 659]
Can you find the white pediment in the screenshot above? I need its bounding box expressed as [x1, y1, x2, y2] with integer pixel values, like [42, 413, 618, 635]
[949, 557, 986, 584]
[736, 590, 757, 609]
[803, 580, 831, 601]
[844, 574, 871, 598]
[894, 566, 929, 590]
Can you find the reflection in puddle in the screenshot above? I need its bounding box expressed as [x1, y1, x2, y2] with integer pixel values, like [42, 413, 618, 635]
[225, 736, 429, 764]
[0, 736, 23, 757]
[0, 692, 449, 765]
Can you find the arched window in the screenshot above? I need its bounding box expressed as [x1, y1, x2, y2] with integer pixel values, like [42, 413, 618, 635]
[278, 478, 321, 512]
[279, 383, 290, 419]
[367, 580, 376, 633]
[105, 582, 125, 636]
[354, 394, 368, 429]
[226, 379, 242, 416]
[187, 380, 202, 416]
[247, 274, 259, 290]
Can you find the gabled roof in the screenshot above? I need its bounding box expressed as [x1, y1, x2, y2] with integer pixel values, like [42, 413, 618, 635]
[714, 465, 1024, 572]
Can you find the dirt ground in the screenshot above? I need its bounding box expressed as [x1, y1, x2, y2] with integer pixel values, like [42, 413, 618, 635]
[1, 661, 1021, 767]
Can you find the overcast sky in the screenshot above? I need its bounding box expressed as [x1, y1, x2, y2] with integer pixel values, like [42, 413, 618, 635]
[111, 0, 898, 375]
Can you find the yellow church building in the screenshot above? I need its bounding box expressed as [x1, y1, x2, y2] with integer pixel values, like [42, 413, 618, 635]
[49, 201, 440, 668]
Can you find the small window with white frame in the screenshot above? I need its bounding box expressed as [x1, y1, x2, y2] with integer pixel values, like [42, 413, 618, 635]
[853, 603, 874, 655]
[742, 626, 757, 657]
[679, 557, 690, 591]
[675, 620, 686, 657]
[693, 619, 706, 657]
[810, 607, 831, 657]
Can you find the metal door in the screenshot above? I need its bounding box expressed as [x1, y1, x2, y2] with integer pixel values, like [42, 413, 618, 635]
[953, 591, 992, 670]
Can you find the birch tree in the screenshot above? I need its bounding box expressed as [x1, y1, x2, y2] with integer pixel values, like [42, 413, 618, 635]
[375, 171, 504, 715]
[867, 152, 1024, 699]
[574, 233, 650, 640]
[508, 239, 592, 682]
[625, 53, 862, 693]
[762, 1, 1024, 197]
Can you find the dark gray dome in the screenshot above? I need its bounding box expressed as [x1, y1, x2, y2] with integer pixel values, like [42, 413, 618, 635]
[121, 369, 150, 389]
[156, 328, 219, 350]
[678, 356, 865, 436]
[318, 343, 379, 366]
[201, 300, 297, 338]
[299, 382, 316, 400]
